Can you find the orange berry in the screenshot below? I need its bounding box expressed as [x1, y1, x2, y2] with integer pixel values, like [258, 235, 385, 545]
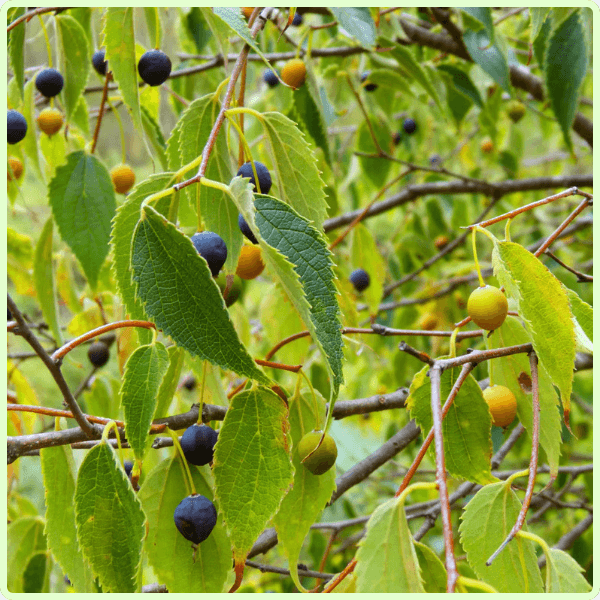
[483, 385, 517, 428]
[467, 285, 508, 331]
[236, 245, 265, 280]
[36, 107, 64, 136]
[241, 7, 254, 18]
[110, 164, 136, 195]
[480, 138, 494, 154]
[281, 58, 307, 90]
[7, 157, 23, 181]
[418, 313, 438, 331]
[434, 235, 450, 250]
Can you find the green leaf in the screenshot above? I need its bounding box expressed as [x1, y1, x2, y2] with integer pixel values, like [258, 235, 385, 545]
[530, 7, 551, 42]
[250, 192, 344, 395]
[459, 481, 544, 592]
[48, 151, 117, 289]
[213, 387, 293, 564]
[350, 224, 385, 318]
[41, 445, 95, 593]
[141, 105, 168, 171]
[567, 289, 593, 351]
[56, 15, 90, 124]
[138, 457, 231, 593]
[178, 94, 240, 273]
[184, 7, 212, 53]
[460, 7, 494, 40]
[33, 218, 62, 345]
[131, 205, 269, 384]
[8, 7, 25, 101]
[544, 11, 588, 151]
[492, 241, 575, 420]
[495, 317, 561, 476]
[121, 342, 169, 460]
[7, 517, 47, 593]
[273, 389, 336, 592]
[8, 227, 33, 295]
[437, 64, 483, 107]
[533, 15, 552, 69]
[330, 7, 376, 48]
[69, 7, 93, 46]
[355, 496, 425, 592]
[386, 38, 443, 111]
[21, 78, 42, 180]
[356, 118, 391, 188]
[75, 440, 146, 593]
[102, 8, 142, 133]
[406, 365, 496, 485]
[545, 548, 592, 592]
[111, 172, 175, 323]
[293, 84, 331, 165]
[261, 111, 329, 229]
[71, 95, 90, 136]
[414, 542, 447, 592]
[22, 553, 50, 593]
[154, 346, 185, 419]
[200, 8, 231, 69]
[144, 7, 160, 48]
[463, 28, 512, 94]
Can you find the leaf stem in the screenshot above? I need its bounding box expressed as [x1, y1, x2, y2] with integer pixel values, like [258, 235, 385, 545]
[456, 576, 499, 593]
[471, 228, 485, 287]
[167, 428, 196, 496]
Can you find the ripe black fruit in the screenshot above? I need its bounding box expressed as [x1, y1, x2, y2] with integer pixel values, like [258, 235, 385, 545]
[7, 308, 13, 321]
[191, 231, 228, 277]
[292, 12, 303, 25]
[392, 131, 402, 145]
[263, 69, 279, 88]
[138, 49, 172, 86]
[123, 460, 133, 477]
[87, 341, 110, 367]
[92, 49, 108, 76]
[238, 213, 258, 244]
[7, 110, 27, 144]
[360, 71, 377, 92]
[174, 494, 217, 545]
[403, 118, 417, 134]
[350, 269, 370, 292]
[237, 161, 272, 195]
[181, 424, 219, 466]
[35, 68, 64, 98]
[182, 374, 197, 391]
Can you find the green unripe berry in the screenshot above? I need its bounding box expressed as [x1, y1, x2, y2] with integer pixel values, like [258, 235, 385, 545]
[507, 100, 526, 123]
[467, 285, 508, 331]
[297, 431, 337, 476]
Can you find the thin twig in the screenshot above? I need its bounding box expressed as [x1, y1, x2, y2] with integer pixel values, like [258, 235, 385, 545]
[7, 6, 72, 32]
[544, 250, 593, 282]
[90, 72, 112, 154]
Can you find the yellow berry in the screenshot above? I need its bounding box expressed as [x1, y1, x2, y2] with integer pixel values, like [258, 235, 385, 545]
[480, 138, 494, 154]
[7, 157, 23, 181]
[36, 107, 64, 136]
[110, 164, 136, 195]
[236, 245, 265, 280]
[297, 431, 337, 475]
[467, 285, 508, 331]
[483, 385, 517, 428]
[281, 58, 307, 90]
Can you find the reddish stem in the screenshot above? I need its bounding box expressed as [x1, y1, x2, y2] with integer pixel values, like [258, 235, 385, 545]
[254, 358, 302, 373]
[90, 72, 112, 154]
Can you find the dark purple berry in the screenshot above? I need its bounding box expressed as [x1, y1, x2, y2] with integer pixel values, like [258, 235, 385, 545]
[87, 341, 110, 367]
[123, 460, 133, 477]
[350, 269, 370, 292]
[138, 49, 172, 86]
[181, 424, 219, 466]
[238, 213, 258, 244]
[182, 374, 197, 391]
[236, 161, 272, 195]
[92, 49, 108, 76]
[174, 494, 217, 545]
[263, 69, 279, 87]
[191, 231, 228, 277]
[292, 12, 303, 26]
[360, 71, 377, 92]
[403, 118, 417, 135]
[35, 68, 64, 98]
[7, 110, 27, 144]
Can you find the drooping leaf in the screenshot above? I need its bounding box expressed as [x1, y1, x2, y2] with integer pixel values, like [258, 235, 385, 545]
[530, 7, 551, 42]
[48, 151, 116, 289]
[131, 205, 269, 384]
[406, 365, 496, 485]
[330, 7, 376, 48]
[71, 95, 90, 136]
[138, 457, 231, 593]
[567, 288, 593, 352]
[544, 11, 588, 151]
[21, 78, 42, 180]
[7, 517, 47, 593]
[33, 218, 62, 345]
[8, 6, 25, 101]
[183, 7, 212, 53]
[495, 316, 561, 476]
[533, 15, 552, 72]
[22, 552, 50, 593]
[121, 342, 169, 460]
[463, 28, 512, 94]
[178, 94, 240, 273]
[56, 15, 90, 124]
[437, 64, 483, 107]
[273, 389, 336, 592]
[143, 7, 161, 49]
[74, 440, 146, 593]
[154, 346, 185, 419]
[261, 111, 329, 229]
[7, 227, 33, 295]
[41, 444, 95, 593]
[102, 8, 142, 133]
[459, 7, 494, 40]
[293, 84, 331, 165]
[459, 481, 544, 592]
[355, 496, 425, 592]
[492, 241, 575, 420]
[213, 387, 293, 565]
[356, 118, 391, 189]
[111, 172, 175, 324]
[141, 105, 168, 171]
[545, 548, 592, 592]
[414, 542, 447, 593]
